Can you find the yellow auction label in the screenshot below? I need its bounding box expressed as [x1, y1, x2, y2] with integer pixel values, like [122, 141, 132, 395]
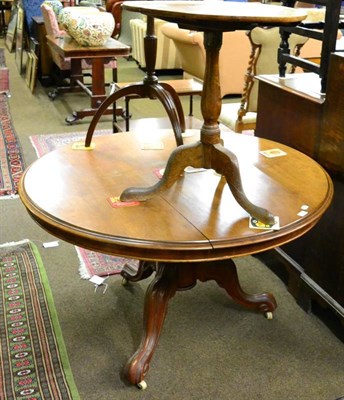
[72, 142, 95, 150]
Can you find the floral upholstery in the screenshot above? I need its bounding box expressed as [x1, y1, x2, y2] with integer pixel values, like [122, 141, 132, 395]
[41, 4, 117, 71]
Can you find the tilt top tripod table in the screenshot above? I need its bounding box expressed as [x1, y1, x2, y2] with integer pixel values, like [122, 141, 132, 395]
[85, 1, 308, 225]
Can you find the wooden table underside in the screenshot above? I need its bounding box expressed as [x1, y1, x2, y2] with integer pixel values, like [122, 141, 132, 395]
[19, 130, 333, 388]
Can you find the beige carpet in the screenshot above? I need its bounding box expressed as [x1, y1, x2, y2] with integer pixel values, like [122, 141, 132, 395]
[1, 40, 343, 400]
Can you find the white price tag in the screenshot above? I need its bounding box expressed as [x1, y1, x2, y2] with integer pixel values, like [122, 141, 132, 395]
[43, 241, 59, 248]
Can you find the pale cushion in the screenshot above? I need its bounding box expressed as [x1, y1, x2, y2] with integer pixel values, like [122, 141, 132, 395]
[59, 7, 114, 47]
[219, 102, 256, 131]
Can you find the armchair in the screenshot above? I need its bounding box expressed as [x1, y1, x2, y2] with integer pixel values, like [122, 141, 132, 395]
[219, 26, 309, 132]
[161, 23, 252, 97]
[106, 0, 123, 38]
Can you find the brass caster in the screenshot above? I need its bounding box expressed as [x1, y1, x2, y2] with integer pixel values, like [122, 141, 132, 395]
[137, 380, 147, 390]
[264, 311, 273, 320]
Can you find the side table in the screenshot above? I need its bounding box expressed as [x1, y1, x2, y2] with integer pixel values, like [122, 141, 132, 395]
[46, 35, 130, 124]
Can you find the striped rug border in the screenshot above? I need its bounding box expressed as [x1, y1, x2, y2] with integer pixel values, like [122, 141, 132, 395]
[0, 239, 79, 400]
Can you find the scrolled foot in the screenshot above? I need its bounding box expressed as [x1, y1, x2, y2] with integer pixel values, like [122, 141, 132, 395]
[196, 259, 277, 315]
[124, 264, 178, 387]
[121, 141, 204, 202]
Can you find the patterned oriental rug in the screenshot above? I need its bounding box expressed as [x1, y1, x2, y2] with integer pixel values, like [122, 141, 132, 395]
[30, 130, 139, 279]
[30, 129, 111, 157]
[0, 95, 26, 199]
[0, 240, 79, 400]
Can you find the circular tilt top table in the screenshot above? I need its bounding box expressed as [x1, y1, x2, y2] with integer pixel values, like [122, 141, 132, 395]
[19, 128, 333, 389]
[83, 1, 308, 228]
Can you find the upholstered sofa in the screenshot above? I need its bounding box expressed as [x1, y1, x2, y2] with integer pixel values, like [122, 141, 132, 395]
[130, 16, 251, 92]
[161, 24, 253, 97]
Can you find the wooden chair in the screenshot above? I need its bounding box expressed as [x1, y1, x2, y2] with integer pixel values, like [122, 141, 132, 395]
[106, 0, 123, 38]
[106, 0, 142, 51]
[279, 0, 344, 93]
[41, 4, 118, 99]
[219, 26, 309, 133]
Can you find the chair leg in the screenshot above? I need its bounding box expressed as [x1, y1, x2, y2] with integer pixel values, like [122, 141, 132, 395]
[110, 83, 119, 133]
[112, 65, 119, 132]
[112, 64, 118, 83]
[189, 95, 193, 116]
[125, 97, 131, 131]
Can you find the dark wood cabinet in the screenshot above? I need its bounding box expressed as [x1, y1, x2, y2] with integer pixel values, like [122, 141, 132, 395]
[255, 53, 344, 339]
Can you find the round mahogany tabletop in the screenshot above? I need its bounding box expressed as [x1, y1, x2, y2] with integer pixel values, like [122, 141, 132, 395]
[19, 130, 333, 262]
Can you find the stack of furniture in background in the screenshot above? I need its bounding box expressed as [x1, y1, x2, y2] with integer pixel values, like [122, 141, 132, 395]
[218, 7, 329, 132]
[106, 0, 143, 55]
[106, 0, 123, 38]
[40, 3, 118, 99]
[278, 0, 344, 93]
[0, 0, 12, 37]
[21, 0, 43, 37]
